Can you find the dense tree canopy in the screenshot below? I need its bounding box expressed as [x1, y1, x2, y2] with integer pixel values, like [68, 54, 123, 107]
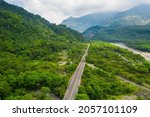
[0, 1, 86, 100]
[77, 42, 150, 100]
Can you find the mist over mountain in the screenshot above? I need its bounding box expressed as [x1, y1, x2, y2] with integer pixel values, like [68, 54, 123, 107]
[61, 12, 117, 32]
[100, 4, 150, 27]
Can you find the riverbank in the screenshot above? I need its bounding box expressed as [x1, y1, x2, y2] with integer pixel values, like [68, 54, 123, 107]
[111, 43, 150, 61]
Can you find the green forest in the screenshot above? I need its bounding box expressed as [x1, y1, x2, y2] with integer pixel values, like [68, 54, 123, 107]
[76, 42, 150, 100]
[0, 1, 86, 99]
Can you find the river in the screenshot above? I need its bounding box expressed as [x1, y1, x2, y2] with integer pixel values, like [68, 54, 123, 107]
[111, 43, 150, 61]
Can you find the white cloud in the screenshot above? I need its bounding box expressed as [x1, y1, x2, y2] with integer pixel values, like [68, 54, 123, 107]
[4, 0, 150, 24]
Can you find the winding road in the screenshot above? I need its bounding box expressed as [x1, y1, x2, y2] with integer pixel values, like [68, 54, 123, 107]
[63, 44, 90, 100]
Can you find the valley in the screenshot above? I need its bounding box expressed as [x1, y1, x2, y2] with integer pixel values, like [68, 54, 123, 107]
[0, 0, 150, 100]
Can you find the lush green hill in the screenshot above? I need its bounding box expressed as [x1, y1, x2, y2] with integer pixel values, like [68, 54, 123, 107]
[83, 25, 150, 51]
[0, 0, 86, 100]
[0, 0, 83, 51]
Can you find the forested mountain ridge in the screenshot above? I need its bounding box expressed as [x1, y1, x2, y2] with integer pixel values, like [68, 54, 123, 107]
[0, 0, 86, 100]
[0, 0, 84, 56]
[0, 0, 83, 48]
[83, 24, 150, 51]
[84, 25, 150, 41]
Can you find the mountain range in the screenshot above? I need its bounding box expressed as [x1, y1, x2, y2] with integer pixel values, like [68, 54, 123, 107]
[62, 4, 150, 32]
[100, 4, 150, 27]
[62, 12, 117, 32]
[83, 4, 150, 43]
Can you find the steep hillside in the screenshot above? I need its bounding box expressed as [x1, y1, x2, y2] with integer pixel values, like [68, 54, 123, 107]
[61, 12, 117, 32]
[0, 0, 86, 100]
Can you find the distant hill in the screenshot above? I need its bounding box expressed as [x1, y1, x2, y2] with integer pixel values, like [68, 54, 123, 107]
[83, 24, 150, 51]
[61, 12, 117, 32]
[84, 25, 150, 41]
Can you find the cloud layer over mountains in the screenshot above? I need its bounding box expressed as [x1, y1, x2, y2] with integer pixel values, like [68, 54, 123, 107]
[5, 0, 150, 24]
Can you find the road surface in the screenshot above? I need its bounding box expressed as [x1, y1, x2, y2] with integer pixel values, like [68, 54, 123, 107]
[111, 43, 150, 61]
[63, 44, 90, 100]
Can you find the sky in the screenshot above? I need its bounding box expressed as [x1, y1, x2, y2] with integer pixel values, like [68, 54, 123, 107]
[4, 0, 150, 24]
